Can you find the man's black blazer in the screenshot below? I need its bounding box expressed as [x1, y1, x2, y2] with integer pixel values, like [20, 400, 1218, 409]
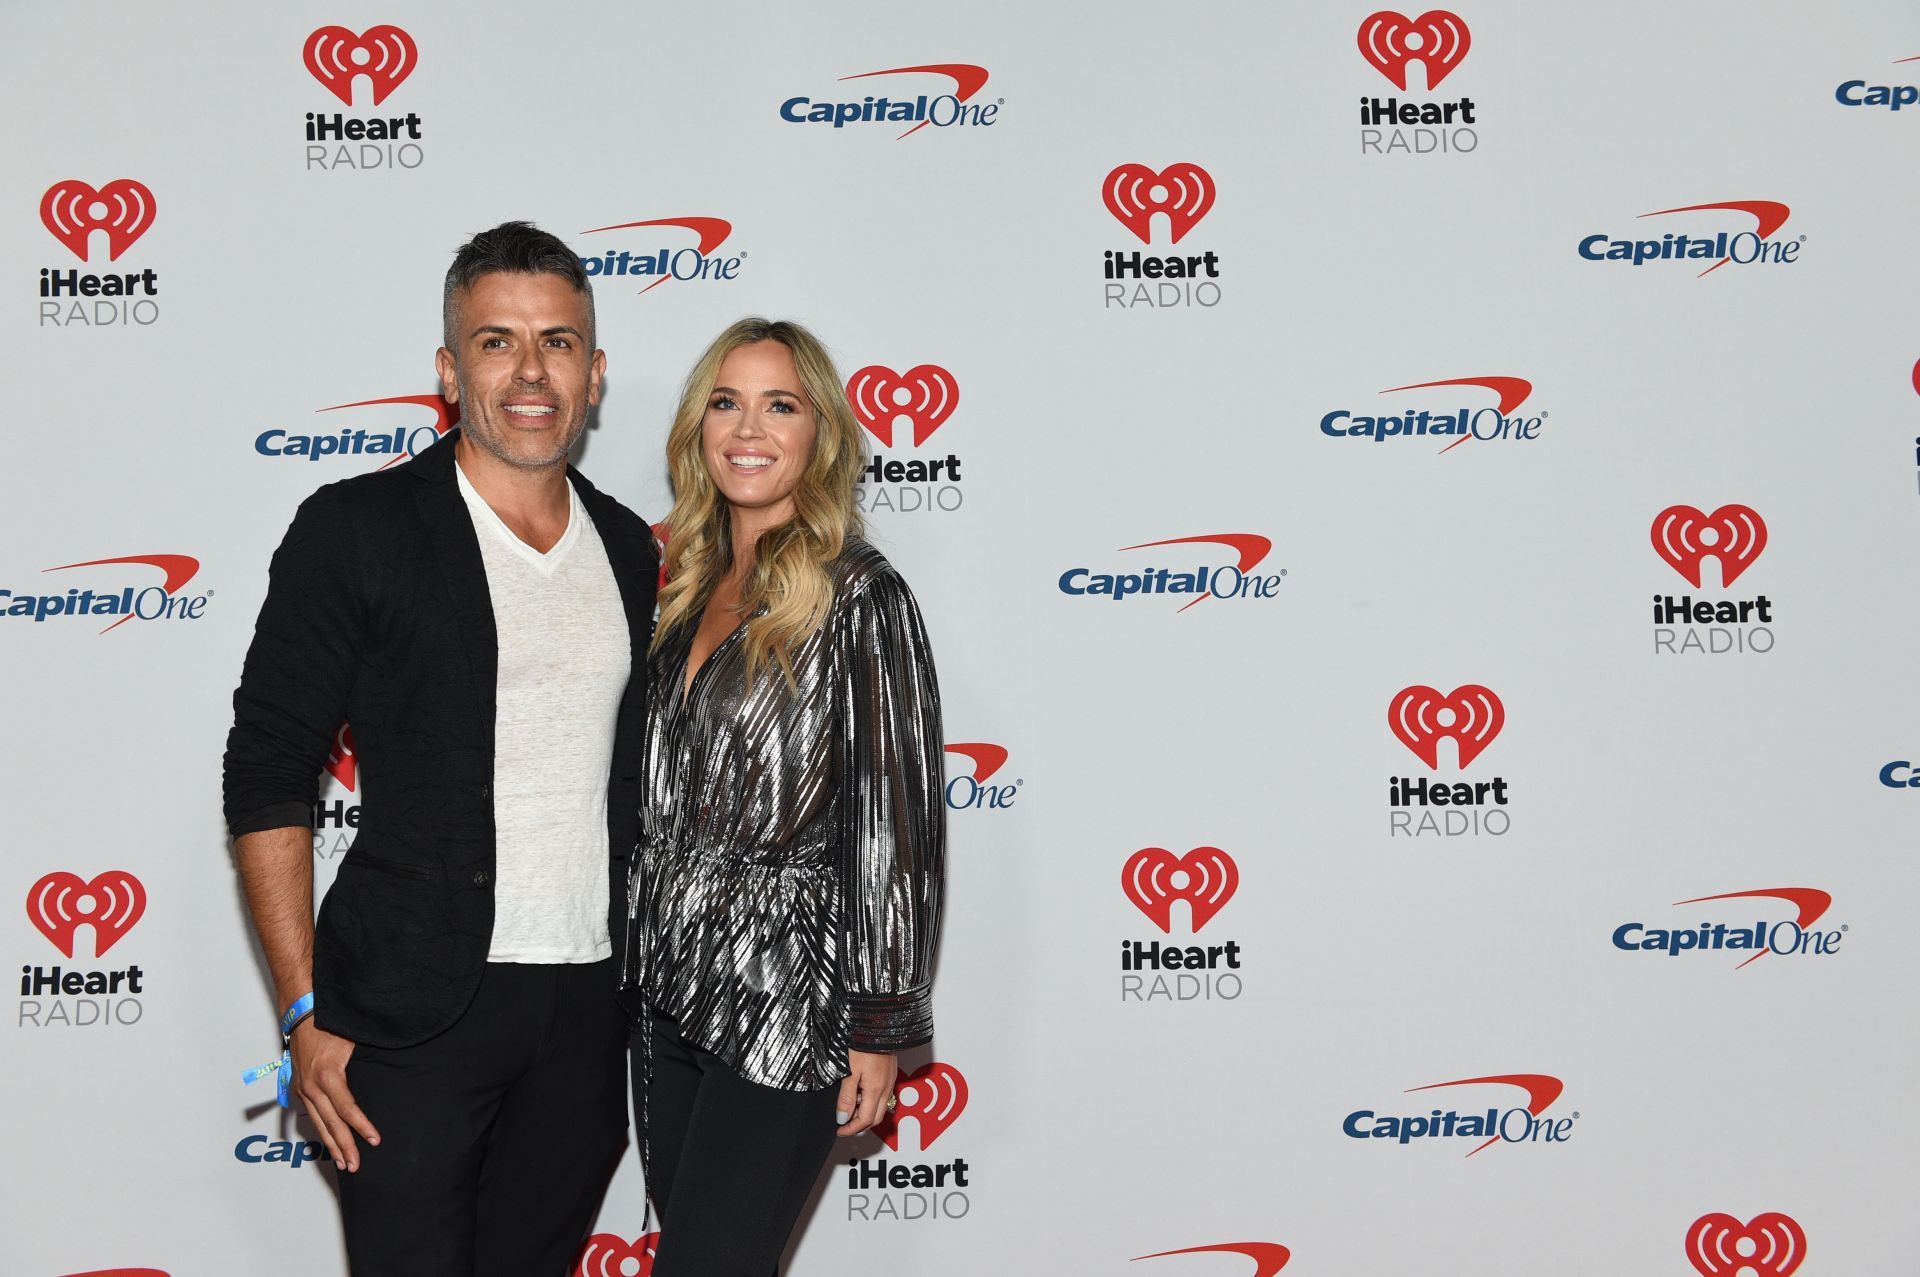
[222, 429, 657, 1049]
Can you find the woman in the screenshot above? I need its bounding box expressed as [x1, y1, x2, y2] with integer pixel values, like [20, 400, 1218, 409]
[620, 317, 946, 1275]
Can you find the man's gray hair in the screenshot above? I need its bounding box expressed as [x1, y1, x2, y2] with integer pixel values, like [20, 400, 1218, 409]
[441, 220, 594, 349]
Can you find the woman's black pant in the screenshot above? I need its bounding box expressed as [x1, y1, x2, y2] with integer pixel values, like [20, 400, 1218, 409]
[637, 1009, 841, 1277]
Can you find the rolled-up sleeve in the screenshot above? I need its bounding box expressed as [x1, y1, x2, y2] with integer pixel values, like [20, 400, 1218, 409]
[222, 484, 365, 837]
[835, 569, 945, 1051]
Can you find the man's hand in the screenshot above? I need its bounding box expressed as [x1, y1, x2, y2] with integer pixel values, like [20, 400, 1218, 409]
[836, 1049, 899, 1137]
[291, 1018, 380, 1171]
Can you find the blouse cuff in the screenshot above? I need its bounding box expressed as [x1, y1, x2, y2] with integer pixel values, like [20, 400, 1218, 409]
[848, 987, 934, 1051]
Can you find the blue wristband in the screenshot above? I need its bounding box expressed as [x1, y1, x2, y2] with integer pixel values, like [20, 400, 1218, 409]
[279, 991, 316, 1037]
[242, 992, 315, 1108]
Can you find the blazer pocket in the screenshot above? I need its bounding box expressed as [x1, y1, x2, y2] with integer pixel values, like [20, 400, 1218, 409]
[338, 849, 438, 883]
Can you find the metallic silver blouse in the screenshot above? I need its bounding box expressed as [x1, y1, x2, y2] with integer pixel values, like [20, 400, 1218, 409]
[619, 540, 945, 1090]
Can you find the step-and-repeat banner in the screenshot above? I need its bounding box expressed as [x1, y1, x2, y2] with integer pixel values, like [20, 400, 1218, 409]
[5, 2, 1918, 1274]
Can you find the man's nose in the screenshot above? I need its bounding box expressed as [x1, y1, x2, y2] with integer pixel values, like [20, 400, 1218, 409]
[514, 341, 548, 384]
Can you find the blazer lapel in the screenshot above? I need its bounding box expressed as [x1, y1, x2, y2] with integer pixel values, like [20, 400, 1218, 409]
[572, 471, 659, 661]
[407, 430, 499, 720]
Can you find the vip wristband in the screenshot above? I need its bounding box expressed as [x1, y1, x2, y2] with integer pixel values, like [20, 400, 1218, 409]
[241, 992, 315, 1108]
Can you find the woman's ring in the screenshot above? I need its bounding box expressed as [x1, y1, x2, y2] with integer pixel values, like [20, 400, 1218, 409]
[886, 1093, 898, 1113]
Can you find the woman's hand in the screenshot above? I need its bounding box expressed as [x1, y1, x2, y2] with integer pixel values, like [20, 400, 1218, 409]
[836, 1049, 899, 1136]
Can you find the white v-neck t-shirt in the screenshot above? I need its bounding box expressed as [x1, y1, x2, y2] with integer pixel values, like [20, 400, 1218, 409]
[456, 465, 631, 963]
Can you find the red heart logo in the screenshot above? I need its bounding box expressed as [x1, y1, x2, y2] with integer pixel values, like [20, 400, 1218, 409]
[1685, 1212, 1807, 1276]
[873, 1062, 969, 1150]
[27, 871, 148, 959]
[1357, 10, 1472, 90]
[1102, 163, 1215, 245]
[1388, 685, 1504, 769]
[303, 25, 419, 106]
[40, 180, 156, 262]
[845, 364, 960, 447]
[1651, 504, 1768, 589]
[1121, 847, 1239, 933]
[325, 724, 357, 791]
[575, 1232, 658, 1277]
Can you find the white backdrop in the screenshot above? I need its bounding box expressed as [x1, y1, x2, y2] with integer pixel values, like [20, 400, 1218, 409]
[5, 2, 1919, 1274]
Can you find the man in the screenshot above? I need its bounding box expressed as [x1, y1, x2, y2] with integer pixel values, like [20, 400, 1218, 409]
[223, 221, 655, 1275]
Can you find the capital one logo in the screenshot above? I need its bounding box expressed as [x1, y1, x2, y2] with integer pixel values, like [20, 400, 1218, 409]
[1059, 534, 1282, 610]
[944, 742, 1017, 811]
[58, 1270, 170, 1277]
[4, 555, 207, 632]
[872, 1062, 968, 1150]
[780, 64, 995, 139]
[1389, 684, 1504, 768]
[1345, 1073, 1573, 1156]
[945, 743, 1007, 783]
[1103, 163, 1216, 245]
[28, 870, 147, 958]
[257, 392, 458, 467]
[1652, 505, 1767, 588]
[1122, 847, 1238, 932]
[1580, 202, 1800, 276]
[1615, 888, 1839, 969]
[1358, 10, 1471, 89]
[847, 364, 959, 447]
[575, 1232, 658, 1277]
[303, 25, 418, 106]
[1686, 1212, 1806, 1276]
[1320, 376, 1539, 453]
[41, 180, 155, 261]
[1134, 1243, 1291, 1276]
[578, 217, 740, 294]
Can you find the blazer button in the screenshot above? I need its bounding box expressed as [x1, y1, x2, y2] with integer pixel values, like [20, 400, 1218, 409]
[472, 869, 490, 887]
[478, 784, 491, 799]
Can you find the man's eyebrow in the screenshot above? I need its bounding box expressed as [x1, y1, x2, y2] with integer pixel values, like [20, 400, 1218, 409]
[467, 324, 585, 339]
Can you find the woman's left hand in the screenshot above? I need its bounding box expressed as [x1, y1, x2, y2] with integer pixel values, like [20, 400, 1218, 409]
[836, 1049, 899, 1136]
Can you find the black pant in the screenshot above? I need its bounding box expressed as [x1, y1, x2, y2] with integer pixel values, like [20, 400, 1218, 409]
[338, 960, 628, 1276]
[639, 1009, 841, 1277]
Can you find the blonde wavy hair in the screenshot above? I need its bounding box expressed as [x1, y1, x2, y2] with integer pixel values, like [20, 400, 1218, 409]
[652, 317, 867, 684]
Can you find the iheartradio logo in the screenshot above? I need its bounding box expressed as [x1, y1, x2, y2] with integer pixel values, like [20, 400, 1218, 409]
[846, 364, 959, 447]
[872, 1062, 968, 1150]
[1134, 1243, 1291, 1276]
[1685, 1212, 1806, 1276]
[1103, 163, 1215, 245]
[1122, 847, 1238, 932]
[1388, 684, 1504, 769]
[574, 1232, 657, 1277]
[1652, 505, 1767, 588]
[1358, 10, 1472, 90]
[303, 25, 418, 106]
[28, 871, 147, 958]
[41, 180, 155, 262]
[325, 724, 357, 790]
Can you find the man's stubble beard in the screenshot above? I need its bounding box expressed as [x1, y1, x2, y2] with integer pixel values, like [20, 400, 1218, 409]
[457, 370, 590, 472]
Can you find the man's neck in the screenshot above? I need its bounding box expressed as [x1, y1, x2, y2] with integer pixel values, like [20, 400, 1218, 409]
[456, 435, 572, 551]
